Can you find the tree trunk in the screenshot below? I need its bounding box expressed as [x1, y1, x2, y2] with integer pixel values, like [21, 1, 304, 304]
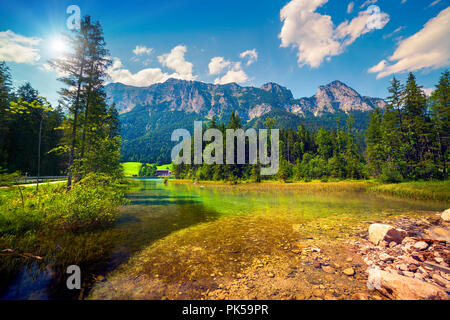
[67, 63, 85, 190]
[36, 116, 43, 192]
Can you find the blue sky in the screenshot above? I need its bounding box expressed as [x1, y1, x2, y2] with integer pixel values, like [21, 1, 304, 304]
[0, 0, 449, 106]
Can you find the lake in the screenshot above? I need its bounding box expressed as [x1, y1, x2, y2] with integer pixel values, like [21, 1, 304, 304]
[0, 179, 447, 300]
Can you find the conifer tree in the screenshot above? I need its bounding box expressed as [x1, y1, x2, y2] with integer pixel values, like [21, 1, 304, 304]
[430, 70, 449, 178]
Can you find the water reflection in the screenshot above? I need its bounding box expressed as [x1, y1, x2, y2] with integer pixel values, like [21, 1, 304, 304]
[0, 179, 447, 300]
[0, 179, 220, 300]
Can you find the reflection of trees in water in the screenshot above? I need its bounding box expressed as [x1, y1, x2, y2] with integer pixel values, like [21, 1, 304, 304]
[0, 182, 220, 300]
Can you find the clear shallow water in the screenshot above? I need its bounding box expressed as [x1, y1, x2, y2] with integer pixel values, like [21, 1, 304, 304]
[0, 179, 447, 300]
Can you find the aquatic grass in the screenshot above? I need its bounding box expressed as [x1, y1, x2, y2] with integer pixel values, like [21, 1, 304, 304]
[369, 180, 450, 202]
[171, 179, 449, 202]
[170, 180, 373, 196]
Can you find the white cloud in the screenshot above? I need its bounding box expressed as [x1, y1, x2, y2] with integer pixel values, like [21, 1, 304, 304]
[108, 46, 197, 87]
[39, 63, 54, 72]
[157, 45, 195, 79]
[208, 57, 231, 75]
[336, 9, 388, 46]
[107, 57, 172, 87]
[240, 49, 258, 66]
[39, 60, 70, 77]
[429, 0, 442, 7]
[369, 7, 450, 79]
[279, 0, 389, 68]
[214, 68, 248, 85]
[212, 61, 248, 85]
[347, 2, 354, 14]
[423, 88, 435, 96]
[0, 30, 41, 64]
[360, 0, 378, 9]
[133, 45, 152, 56]
[383, 26, 405, 39]
[208, 56, 249, 84]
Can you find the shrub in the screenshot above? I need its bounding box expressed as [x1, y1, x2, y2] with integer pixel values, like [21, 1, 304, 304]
[0, 173, 125, 236]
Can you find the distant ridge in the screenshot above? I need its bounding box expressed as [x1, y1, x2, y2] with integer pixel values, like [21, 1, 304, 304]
[106, 79, 386, 163]
[105, 78, 386, 118]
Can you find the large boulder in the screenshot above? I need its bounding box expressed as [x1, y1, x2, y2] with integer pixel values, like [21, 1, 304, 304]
[367, 267, 448, 300]
[442, 209, 450, 222]
[368, 223, 407, 245]
[423, 226, 450, 242]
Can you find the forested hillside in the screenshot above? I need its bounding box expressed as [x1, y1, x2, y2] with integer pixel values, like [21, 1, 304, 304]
[108, 79, 385, 164]
[173, 72, 449, 183]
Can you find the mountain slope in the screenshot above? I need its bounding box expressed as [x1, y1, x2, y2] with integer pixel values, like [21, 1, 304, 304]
[106, 79, 385, 119]
[106, 79, 386, 163]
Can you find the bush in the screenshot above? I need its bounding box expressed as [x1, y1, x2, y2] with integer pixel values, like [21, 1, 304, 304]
[50, 173, 125, 228]
[379, 164, 403, 183]
[0, 173, 125, 236]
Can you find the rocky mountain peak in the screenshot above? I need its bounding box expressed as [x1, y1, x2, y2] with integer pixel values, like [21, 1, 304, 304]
[106, 79, 385, 118]
[313, 80, 382, 116]
[260, 82, 294, 100]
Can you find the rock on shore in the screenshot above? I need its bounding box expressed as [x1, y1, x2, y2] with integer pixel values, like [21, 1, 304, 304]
[441, 209, 450, 222]
[368, 223, 407, 245]
[350, 208, 450, 300]
[367, 267, 447, 300]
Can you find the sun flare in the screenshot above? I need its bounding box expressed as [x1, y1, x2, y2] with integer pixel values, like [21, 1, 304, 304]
[50, 37, 68, 54]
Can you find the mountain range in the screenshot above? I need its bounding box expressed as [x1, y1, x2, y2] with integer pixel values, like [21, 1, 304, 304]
[106, 79, 385, 118]
[105, 79, 386, 163]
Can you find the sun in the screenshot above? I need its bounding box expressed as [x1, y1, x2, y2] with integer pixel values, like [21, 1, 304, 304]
[50, 37, 68, 54]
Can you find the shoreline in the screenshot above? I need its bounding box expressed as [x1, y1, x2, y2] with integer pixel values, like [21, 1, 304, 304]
[168, 179, 449, 202]
[88, 181, 448, 300]
[89, 208, 449, 300]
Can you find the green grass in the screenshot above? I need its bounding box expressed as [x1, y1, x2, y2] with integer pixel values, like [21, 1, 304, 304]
[369, 180, 450, 202]
[121, 162, 143, 177]
[157, 163, 174, 171]
[172, 178, 449, 202]
[0, 173, 126, 237]
[121, 162, 173, 177]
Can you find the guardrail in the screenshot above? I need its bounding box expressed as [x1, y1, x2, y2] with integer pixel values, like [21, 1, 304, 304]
[22, 176, 68, 180]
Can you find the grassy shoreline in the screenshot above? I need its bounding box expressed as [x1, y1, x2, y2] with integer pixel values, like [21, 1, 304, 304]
[0, 174, 127, 239]
[169, 179, 449, 202]
[368, 180, 449, 202]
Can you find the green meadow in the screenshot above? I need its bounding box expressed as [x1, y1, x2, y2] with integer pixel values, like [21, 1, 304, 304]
[121, 162, 174, 177]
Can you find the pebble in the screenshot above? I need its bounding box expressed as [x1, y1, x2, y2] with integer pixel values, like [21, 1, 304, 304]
[388, 242, 397, 248]
[413, 241, 428, 250]
[343, 268, 355, 276]
[325, 275, 334, 281]
[324, 294, 338, 300]
[432, 274, 448, 288]
[322, 266, 335, 274]
[312, 289, 323, 297]
[407, 264, 418, 272]
[352, 293, 369, 300]
[95, 275, 105, 282]
[402, 271, 414, 277]
[379, 253, 393, 262]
